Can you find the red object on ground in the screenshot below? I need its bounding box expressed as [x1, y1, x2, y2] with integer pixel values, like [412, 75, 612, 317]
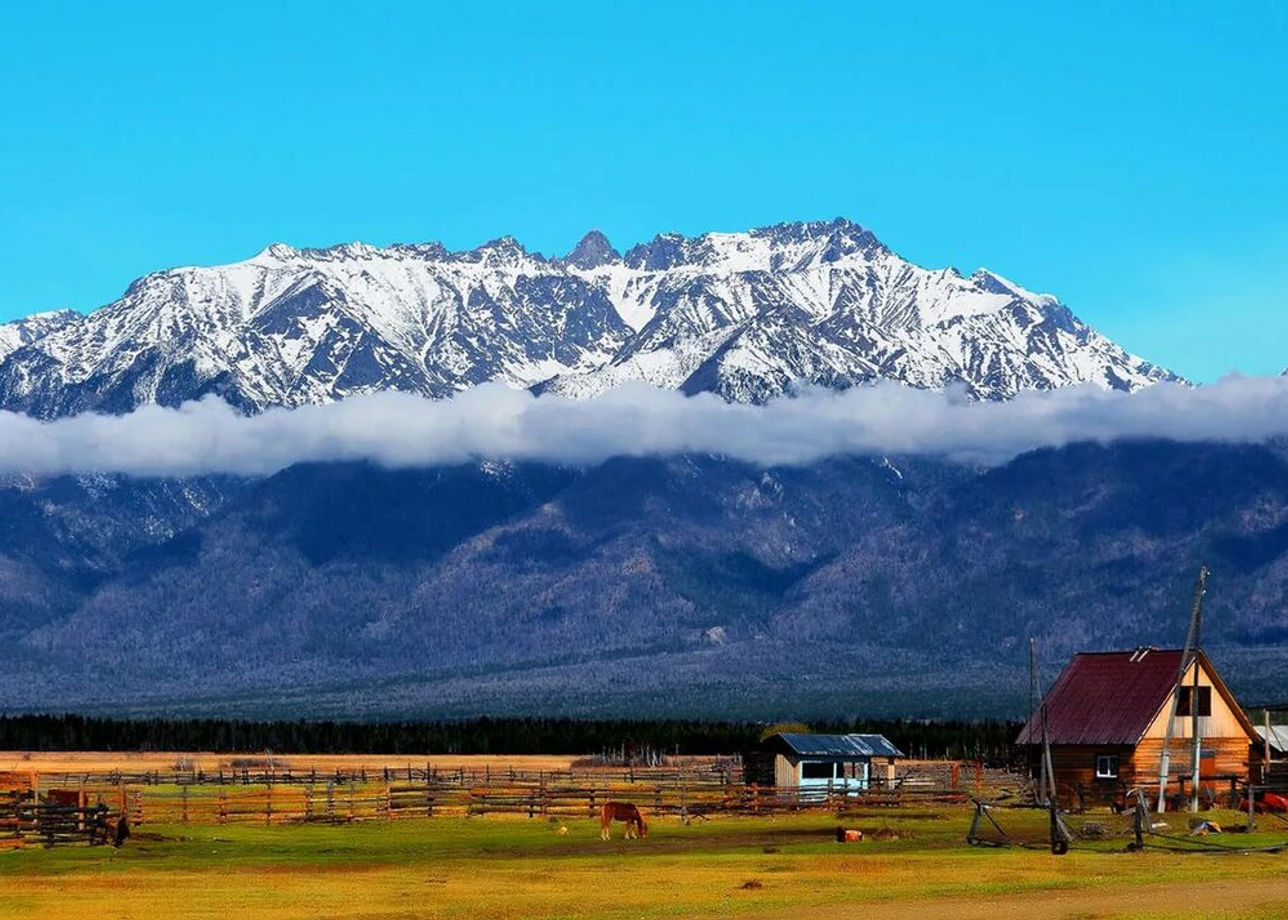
[1238, 791, 1288, 813]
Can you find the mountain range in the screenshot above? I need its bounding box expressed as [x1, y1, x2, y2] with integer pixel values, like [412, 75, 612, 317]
[4, 218, 1284, 722]
[0, 219, 1174, 417]
[3, 443, 1287, 720]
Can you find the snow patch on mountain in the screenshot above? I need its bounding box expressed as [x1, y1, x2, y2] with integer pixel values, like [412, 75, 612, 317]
[0, 310, 81, 363]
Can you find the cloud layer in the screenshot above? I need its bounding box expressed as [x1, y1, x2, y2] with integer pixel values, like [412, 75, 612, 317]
[3, 377, 1288, 477]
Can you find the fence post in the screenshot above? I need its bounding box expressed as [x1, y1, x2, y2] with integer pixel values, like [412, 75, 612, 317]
[181, 786, 189, 825]
[1248, 784, 1256, 832]
[265, 784, 273, 826]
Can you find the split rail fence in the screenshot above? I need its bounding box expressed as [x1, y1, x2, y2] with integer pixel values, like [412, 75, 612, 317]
[2, 760, 1010, 836]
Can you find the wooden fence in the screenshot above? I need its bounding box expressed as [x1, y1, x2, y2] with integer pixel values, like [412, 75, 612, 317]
[99, 779, 976, 827]
[0, 788, 127, 848]
[1, 760, 1014, 839]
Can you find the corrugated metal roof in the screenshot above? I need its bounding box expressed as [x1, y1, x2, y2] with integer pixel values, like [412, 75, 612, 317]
[1257, 725, 1288, 751]
[1017, 649, 1186, 746]
[773, 733, 903, 758]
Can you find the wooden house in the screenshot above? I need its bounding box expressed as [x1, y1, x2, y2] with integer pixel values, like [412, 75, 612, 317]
[744, 733, 902, 792]
[1017, 647, 1261, 802]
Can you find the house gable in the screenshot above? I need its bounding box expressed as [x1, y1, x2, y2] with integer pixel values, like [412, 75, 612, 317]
[1139, 651, 1260, 744]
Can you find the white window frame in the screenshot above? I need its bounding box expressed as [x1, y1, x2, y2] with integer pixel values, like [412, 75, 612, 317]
[1095, 753, 1119, 779]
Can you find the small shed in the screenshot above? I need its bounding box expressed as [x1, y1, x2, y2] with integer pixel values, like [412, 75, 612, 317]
[745, 733, 903, 792]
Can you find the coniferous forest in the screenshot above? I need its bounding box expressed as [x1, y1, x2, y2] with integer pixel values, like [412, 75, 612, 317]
[0, 714, 1022, 764]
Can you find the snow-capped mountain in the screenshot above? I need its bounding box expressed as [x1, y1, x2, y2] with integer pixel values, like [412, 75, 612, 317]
[0, 219, 1176, 417]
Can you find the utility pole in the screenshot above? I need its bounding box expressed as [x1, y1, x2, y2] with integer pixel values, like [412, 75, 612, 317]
[1189, 638, 1203, 813]
[1029, 638, 1046, 805]
[1157, 565, 1208, 813]
[1029, 637, 1057, 806]
[1265, 709, 1273, 785]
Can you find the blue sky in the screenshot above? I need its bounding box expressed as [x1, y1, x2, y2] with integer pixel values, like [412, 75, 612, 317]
[1, 1, 1284, 381]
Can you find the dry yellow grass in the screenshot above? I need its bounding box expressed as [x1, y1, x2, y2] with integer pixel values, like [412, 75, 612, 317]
[0, 751, 580, 775]
[1, 808, 1287, 919]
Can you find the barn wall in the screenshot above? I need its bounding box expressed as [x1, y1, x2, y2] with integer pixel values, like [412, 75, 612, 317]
[774, 754, 798, 787]
[1131, 737, 1251, 783]
[1041, 744, 1135, 790]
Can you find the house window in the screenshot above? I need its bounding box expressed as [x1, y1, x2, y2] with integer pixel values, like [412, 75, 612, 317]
[801, 761, 835, 780]
[1177, 686, 1212, 717]
[1095, 754, 1120, 779]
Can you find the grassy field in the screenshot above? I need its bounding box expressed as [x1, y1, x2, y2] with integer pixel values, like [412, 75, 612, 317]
[0, 751, 581, 775]
[2, 806, 1287, 919]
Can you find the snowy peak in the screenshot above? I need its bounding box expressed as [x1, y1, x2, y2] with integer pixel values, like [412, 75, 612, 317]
[253, 242, 302, 262]
[622, 219, 887, 273]
[468, 236, 537, 266]
[565, 230, 620, 269]
[0, 219, 1179, 417]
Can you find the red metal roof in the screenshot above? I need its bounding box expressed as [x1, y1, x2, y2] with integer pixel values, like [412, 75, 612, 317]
[1017, 649, 1187, 746]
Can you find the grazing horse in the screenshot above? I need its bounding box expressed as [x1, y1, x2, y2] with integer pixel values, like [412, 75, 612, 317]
[600, 801, 648, 840]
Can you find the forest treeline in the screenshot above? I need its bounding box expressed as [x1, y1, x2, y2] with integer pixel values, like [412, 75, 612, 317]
[0, 714, 1022, 763]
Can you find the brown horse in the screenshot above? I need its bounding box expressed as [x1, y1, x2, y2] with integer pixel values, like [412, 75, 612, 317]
[600, 801, 648, 840]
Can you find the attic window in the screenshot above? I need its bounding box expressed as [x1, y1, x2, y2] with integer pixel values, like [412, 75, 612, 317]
[1177, 686, 1212, 717]
[1095, 754, 1119, 779]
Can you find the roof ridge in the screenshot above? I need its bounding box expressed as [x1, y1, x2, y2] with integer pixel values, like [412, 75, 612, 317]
[1075, 647, 1185, 656]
